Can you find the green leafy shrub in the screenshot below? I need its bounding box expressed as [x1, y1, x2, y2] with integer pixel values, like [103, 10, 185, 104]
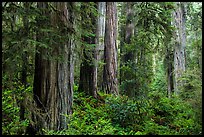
[105, 94, 150, 133]
[43, 88, 202, 135]
[179, 69, 202, 128]
[2, 86, 31, 135]
[141, 120, 173, 135]
[145, 91, 202, 135]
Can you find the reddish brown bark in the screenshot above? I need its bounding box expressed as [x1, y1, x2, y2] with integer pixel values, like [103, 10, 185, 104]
[103, 2, 119, 95]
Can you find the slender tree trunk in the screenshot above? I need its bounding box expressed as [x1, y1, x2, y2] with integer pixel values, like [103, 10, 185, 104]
[164, 24, 174, 98]
[162, 5, 175, 98]
[195, 32, 202, 77]
[173, 2, 186, 94]
[33, 2, 75, 132]
[119, 4, 126, 86]
[200, 46, 202, 77]
[166, 48, 174, 98]
[124, 2, 134, 97]
[20, 2, 30, 121]
[124, 2, 134, 62]
[103, 2, 119, 95]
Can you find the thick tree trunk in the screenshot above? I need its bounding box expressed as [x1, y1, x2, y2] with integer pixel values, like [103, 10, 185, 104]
[95, 2, 106, 90]
[103, 2, 119, 95]
[78, 2, 97, 98]
[173, 2, 186, 94]
[97, 2, 106, 61]
[33, 3, 48, 132]
[33, 2, 75, 132]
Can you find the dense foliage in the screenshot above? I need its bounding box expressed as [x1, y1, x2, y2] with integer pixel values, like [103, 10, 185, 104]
[2, 2, 202, 135]
[42, 87, 201, 135]
[2, 86, 32, 135]
[2, 84, 202, 135]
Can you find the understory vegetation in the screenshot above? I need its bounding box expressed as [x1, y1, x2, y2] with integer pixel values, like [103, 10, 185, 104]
[2, 82, 202, 135]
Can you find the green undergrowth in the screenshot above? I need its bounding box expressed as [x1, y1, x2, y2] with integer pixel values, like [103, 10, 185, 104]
[2, 85, 202, 135]
[2, 85, 32, 135]
[43, 88, 202, 135]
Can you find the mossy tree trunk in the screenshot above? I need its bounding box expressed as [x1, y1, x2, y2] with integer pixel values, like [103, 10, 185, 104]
[123, 2, 135, 97]
[173, 2, 186, 94]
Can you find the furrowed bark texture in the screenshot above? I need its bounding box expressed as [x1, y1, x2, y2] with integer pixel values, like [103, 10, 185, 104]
[173, 2, 186, 94]
[95, 2, 106, 89]
[33, 2, 75, 132]
[103, 2, 119, 95]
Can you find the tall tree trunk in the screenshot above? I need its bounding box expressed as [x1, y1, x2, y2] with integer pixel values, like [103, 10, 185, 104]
[97, 2, 106, 61]
[119, 4, 126, 86]
[124, 2, 134, 61]
[164, 23, 174, 98]
[32, 3, 48, 132]
[163, 4, 175, 98]
[173, 2, 186, 94]
[96, 2, 106, 90]
[78, 2, 97, 98]
[123, 2, 134, 97]
[166, 48, 174, 98]
[103, 2, 119, 95]
[20, 2, 30, 121]
[33, 2, 75, 132]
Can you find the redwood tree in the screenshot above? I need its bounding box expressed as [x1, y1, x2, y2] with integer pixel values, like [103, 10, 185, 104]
[33, 2, 75, 132]
[103, 2, 119, 95]
[95, 2, 106, 90]
[173, 2, 186, 94]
